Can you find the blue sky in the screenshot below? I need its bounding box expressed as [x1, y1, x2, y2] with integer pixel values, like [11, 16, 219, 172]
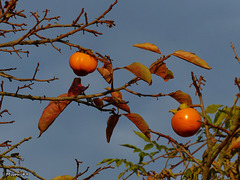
[1, 0, 240, 179]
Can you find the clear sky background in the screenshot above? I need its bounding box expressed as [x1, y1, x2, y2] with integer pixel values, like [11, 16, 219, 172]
[1, 0, 240, 179]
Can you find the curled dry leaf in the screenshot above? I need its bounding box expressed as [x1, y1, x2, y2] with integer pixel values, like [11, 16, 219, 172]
[149, 61, 174, 82]
[93, 98, 104, 108]
[133, 42, 161, 54]
[168, 90, 192, 106]
[68, 78, 89, 96]
[38, 78, 88, 137]
[106, 114, 120, 143]
[124, 62, 152, 85]
[97, 60, 113, 84]
[123, 113, 151, 140]
[173, 50, 212, 70]
[97, 67, 112, 84]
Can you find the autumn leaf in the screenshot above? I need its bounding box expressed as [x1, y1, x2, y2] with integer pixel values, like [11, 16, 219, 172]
[38, 78, 88, 137]
[102, 96, 130, 113]
[123, 113, 150, 140]
[133, 42, 161, 54]
[106, 114, 120, 143]
[97, 61, 113, 84]
[168, 90, 192, 106]
[149, 61, 174, 82]
[172, 50, 212, 70]
[68, 78, 89, 96]
[51, 175, 74, 180]
[111, 91, 123, 99]
[93, 98, 104, 108]
[124, 62, 152, 85]
[97, 67, 112, 84]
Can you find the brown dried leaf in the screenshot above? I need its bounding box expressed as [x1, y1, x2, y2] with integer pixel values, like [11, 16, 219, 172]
[93, 98, 104, 107]
[106, 114, 120, 143]
[38, 78, 88, 137]
[97, 67, 112, 84]
[68, 78, 89, 96]
[149, 62, 174, 82]
[133, 42, 161, 54]
[123, 113, 150, 140]
[173, 50, 212, 70]
[124, 62, 152, 85]
[168, 90, 192, 106]
[164, 69, 174, 82]
[38, 94, 71, 137]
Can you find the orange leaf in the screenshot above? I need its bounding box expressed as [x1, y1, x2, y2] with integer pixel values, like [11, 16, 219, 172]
[168, 90, 192, 106]
[149, 62, 174, 82]
[123, 113, 150, 140]
[124, 62, 152, 85]
[111, 91, 123, 99]
[38, 78, 88, 137]
[173, 50, 212, 70]
[133, 42, 161, 54]
[102, 96, 130, 113]
[106, 114, 120, 143]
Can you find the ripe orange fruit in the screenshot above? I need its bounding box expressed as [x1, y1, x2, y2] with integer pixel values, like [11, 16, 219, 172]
[69, 52, 98, 76]
[171, 108, 201, 137]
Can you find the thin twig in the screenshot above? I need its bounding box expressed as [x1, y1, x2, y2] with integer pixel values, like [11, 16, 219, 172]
[231, 41, 240, 64]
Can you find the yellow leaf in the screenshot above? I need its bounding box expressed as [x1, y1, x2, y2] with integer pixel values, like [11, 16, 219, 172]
[173, 50, 212, 70]
[51, 175, 74, 180]
[124, 62, 152, 85]
[133, 42, 161, 54]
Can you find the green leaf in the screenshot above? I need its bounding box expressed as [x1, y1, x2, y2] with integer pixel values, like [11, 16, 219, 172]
[134, 131, 151, 142]
[97, 158, 114, 165]
[205, 104, 223, 114]
[173, 50, 212, 70]
[143, 143, 154, 151]
[214, 106, 229, 126]
[152, 141, 168, 152]
[118, 172, 126, 180]
[165, 169, 176, 179]
[133, 42, 161, 54]
[116, 159, 123, 167]
[124, 62, 152, 85]
[2, 177, 17, 180]
[121, 144, 141, 153]
[183, 169, 192, 178]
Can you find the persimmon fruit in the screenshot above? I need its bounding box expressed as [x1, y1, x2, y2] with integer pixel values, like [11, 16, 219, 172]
[69, 52, 98, 76]
[171, 108, 201, 137]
